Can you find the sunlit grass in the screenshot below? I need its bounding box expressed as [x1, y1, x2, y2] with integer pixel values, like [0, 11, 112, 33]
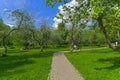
[0, 47, 60, 80]
[65, 48, 120, 80]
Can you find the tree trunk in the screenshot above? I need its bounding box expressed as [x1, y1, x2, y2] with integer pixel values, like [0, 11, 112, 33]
[70, 40, 74, 52]
[1, 16, 23, 57]
[117, 30, 120, 44]
[1, 28, 18, 57]
[70, 23, 75, 53]
[40, 45, 44, 52]
[2, 36, 7, 57]
[23, 42, 30, 50]
[97, 16, 115, 50]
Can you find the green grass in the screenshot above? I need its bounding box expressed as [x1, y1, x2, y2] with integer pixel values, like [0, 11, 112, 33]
[81, 45, 107, 49]
[65, 48, 120, 80]
[0, 47, 62, 80]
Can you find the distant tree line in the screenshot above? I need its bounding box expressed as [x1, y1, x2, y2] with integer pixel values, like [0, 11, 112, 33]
[1, 0, 120, 56]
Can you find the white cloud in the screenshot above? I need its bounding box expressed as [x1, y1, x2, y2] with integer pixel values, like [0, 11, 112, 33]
[3, 8, 8, 12]
[65, 0, 79, 8]
[58, 5, 63, 10]
[53, 17, 62, 23]
[53, 0, 79, 29]
[52, 17, 62, 28]
[5, 23, 14, 27]
[52, 23, 58, 29]
[58, 0, 79, 14]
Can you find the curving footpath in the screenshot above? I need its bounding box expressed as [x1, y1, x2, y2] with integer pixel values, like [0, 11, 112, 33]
[48, 52, 84, 80]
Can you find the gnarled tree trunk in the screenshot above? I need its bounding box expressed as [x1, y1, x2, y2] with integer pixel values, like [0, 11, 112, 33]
[97, 16, 115, 50]
[40, 45, 44, 52]
[1, 28, 18, 57]
[70, 24, 75, 52]
[117, 30, 120, 44]
[2, 36, 7, 57]
[70, 41, 74, 52]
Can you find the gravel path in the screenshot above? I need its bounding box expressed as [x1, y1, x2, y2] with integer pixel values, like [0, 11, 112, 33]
[48, 52, 84, 80]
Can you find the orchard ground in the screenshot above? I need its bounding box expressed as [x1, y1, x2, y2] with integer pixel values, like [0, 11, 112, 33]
[0, 46, 120, 80]
[0, 46, 69, 80]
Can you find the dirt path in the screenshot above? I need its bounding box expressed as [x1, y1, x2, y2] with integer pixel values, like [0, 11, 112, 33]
[48, 52, 84, 80]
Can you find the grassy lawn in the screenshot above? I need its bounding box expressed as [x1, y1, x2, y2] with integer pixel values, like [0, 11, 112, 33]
[81, 45, 107, 49]
[65, 48, 120, 80]
[0, 47, 66, 80]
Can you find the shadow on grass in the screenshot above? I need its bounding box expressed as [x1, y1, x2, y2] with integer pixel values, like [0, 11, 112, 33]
[0, 49, 53, 78]
[95, 56, 120, 70]
[0, 59, 34, 77]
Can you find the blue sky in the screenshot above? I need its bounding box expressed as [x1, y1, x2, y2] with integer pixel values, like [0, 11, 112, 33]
[0, 0, 70, 27]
